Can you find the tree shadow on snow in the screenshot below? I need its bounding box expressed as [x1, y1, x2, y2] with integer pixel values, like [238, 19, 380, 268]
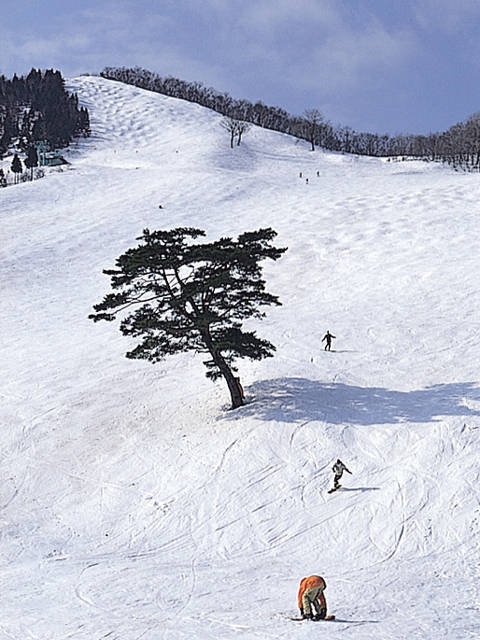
[236, 377, 480, 426]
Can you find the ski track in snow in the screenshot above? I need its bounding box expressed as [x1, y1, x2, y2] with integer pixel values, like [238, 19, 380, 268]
[1, 76, 480, 639]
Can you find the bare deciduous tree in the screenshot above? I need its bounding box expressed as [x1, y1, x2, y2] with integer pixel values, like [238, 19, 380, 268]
[220, 117, 251, 148]
[302, 109, 324, 151]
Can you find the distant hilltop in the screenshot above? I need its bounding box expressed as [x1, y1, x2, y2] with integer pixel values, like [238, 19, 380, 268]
[101, 65, 480, 172]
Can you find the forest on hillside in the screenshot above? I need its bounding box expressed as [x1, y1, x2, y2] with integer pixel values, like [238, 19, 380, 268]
[0, 68, 90, 158]
[101, 66, 480, 172]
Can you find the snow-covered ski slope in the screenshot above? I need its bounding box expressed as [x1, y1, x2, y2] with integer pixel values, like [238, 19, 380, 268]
[1, 76, 479, 639]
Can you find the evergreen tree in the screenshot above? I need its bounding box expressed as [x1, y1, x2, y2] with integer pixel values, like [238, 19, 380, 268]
[78, 107, 90, 136]
[90, 227, 287, 409]
[24, 144, 38, 179]
[11, 153, 22, 183]
[0, 68, 90, 153]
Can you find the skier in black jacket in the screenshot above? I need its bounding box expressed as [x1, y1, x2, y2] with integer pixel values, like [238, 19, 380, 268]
[322, 330, 336, 351]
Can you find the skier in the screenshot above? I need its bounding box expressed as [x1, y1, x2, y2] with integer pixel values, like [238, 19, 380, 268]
[332, 459, 352, 490]
[297, 575, 328, 620]
[322, 330, 336, 351]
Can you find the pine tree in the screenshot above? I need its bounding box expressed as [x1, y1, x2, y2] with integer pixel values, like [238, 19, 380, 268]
[11, 153, 23, 183]
[24, 144, 38, 180]
[0, 68, 90, 153]
[76, 107, 90, 136]
[90, 227, 287, 409]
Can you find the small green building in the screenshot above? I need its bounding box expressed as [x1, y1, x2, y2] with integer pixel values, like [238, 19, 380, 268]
[34, 141, 68, 167]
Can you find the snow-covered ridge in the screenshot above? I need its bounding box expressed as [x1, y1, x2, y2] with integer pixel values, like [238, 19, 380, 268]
[1, 75, 479, 639]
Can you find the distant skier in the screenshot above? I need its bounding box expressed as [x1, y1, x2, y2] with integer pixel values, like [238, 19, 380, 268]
[332, 459, 352, 490]
[322, 330, 336, 351]
[297, 575, 328, 620]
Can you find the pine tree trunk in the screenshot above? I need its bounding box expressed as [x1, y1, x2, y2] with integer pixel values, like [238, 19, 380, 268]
[223, 367, 244, 409]
[201, 328, 243, 409]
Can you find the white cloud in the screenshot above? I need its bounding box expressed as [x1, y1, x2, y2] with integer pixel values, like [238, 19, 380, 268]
[412, 0, 480, 33]
[240, 0, 342, 34]
[311, 22, 418, 92]
[210, 3, 420, 101]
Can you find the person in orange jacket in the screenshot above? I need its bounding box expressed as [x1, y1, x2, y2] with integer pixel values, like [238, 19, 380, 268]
[297, 575, 327, 620]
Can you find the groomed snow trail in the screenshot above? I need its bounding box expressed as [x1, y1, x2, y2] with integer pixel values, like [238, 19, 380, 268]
[1, 76, 479, 639]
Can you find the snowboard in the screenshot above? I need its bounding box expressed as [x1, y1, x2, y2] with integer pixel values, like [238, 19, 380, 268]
[290, 615, 336, 622]
[327, 485, 341, 493]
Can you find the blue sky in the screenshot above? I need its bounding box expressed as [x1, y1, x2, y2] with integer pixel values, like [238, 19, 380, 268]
[2, 0, 480, 135]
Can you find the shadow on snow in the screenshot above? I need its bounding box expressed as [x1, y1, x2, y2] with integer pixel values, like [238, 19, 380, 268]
[338, 487, 380, 492]
[235, 377, 480, 426]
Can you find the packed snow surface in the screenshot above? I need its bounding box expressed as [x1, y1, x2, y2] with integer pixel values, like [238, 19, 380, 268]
[1, 76, 479, 639]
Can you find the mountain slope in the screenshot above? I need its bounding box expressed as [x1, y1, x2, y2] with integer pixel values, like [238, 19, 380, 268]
[1, 76, 479, 639]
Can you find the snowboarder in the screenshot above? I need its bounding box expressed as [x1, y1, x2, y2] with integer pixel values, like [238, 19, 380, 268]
[322, 330, 336, 351]
[297, 575, 328, 620]
[332, 459, 352, 490]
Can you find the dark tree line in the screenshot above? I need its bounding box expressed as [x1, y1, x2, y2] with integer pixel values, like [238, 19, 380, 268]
[101, 66, 480, 171]
[0, 68, 90, 158]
